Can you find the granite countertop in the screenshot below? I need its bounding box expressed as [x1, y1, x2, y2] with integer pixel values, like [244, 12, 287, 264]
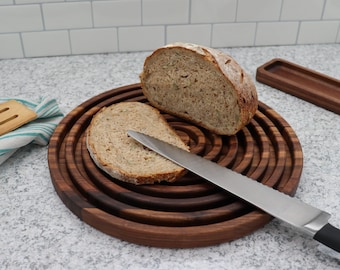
[1, 44, 340, 269]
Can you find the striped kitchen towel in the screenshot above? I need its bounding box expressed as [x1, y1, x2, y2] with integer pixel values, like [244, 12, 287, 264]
[0, 97, 64, 165]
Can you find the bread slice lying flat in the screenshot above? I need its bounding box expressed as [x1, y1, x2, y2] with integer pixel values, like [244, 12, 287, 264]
[86, 102, 188, 185]
[140, 42, 258, 135]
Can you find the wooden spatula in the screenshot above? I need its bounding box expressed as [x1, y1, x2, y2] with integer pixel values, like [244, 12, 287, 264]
[0, 100, 37, 136]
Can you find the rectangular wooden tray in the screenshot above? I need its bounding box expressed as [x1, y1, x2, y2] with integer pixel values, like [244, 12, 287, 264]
[256, 58, 340, 115]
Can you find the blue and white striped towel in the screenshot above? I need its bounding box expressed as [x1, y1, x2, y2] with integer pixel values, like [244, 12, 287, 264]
[0, 97, 63, 165]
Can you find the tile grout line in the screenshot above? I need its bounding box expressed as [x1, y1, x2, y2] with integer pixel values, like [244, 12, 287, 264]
[336, 21, 340, 43]
[235, 0, 239, 22]
[278, 0, 284, 21]
[19, 32, 26, 58]
[67, 30, 72, 55]
[209, 24, 213, 48]
[40, 3, 46, 31]
[253, 22, 258, 47]
[321, 0, 327, 20]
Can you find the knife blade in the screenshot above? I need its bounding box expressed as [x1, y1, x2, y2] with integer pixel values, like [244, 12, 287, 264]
[128, 130, 340, 254]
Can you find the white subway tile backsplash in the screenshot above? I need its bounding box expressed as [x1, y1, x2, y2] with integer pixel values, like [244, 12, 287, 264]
[0, 0, 14, 5]
[212, 23, 256, 47]
[281, 0, 324, 21]
[118, 26, 164, 51]
[298, 21, 339, 44]
[0, 34, 23, 59]
[22, 31, 71, 57]
[323, 0, 340, 20]
[166, 24, 211, 46]
[0, 5, 43, 33]
[142, 0, 189, 25]
[93, 0, 141, 27]
[0, 0, 338, 59]
[190, 0, 237, 23]
[237, 0, 281, 22]
[15, 0, 63, 4]
[255, 22, 299, 46]
[70, 28, 118, 54]
[42, 2, 92, 30]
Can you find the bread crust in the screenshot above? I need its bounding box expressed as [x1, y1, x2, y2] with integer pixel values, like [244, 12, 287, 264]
[140, 42, 258, 135]
[86, 102, 188, 185]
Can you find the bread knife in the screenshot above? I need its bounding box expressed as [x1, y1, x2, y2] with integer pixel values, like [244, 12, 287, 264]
[128, 130, 340, 257]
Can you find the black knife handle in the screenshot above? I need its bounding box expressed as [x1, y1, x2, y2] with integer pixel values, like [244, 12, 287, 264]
[314, 223, 340, 252]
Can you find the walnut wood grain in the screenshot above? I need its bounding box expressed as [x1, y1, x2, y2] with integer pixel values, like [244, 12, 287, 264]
[48, 83, 303, 248]
[256, 58, 340, 115]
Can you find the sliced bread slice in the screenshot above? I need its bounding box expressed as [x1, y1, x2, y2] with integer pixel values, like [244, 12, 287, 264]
[86, 101, 188, 185]
[140, 42, 258, 135]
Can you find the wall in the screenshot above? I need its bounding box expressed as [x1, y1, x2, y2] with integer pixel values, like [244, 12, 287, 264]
[0, 0, 339, 59]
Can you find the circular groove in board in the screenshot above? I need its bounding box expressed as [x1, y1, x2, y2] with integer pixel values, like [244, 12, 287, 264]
[48, 83, 303, 248]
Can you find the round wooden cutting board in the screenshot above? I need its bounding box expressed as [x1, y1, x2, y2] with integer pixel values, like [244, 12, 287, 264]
[48, 83, 303, 248]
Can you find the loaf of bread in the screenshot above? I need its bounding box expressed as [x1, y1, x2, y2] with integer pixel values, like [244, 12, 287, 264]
[140, 42, 258, 135]
[86, 102, 188, 185]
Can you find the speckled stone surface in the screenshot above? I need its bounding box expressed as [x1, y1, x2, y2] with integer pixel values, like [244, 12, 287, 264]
[1, 44, 340, 269]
